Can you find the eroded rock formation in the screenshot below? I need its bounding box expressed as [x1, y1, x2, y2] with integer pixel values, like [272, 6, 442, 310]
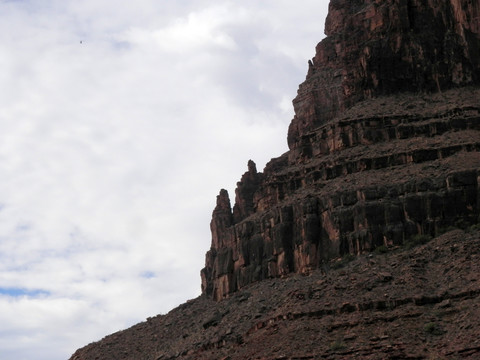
[201, 0, 480, 300]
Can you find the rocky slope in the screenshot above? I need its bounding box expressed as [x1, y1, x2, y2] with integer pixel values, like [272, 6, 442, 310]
[70, 228, 480, 359]
[69, 0, 480, 358]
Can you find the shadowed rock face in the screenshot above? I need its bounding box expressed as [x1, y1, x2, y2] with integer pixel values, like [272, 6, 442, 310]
[203, 89, 480, 300]
[288, 0, 480, 148]
[201, 0, 480, 300]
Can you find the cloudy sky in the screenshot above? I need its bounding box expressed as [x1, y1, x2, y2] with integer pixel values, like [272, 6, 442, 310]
[0, 1, 329, 359]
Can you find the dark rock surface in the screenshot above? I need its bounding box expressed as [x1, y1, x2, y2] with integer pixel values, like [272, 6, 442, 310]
[201, 0, 480, 300]
[203, 88, 480, 300]
[288, 0, 480, 147]
[70, 228, 480, 359]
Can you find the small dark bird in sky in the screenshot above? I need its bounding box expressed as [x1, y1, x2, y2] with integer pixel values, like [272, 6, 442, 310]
[80, 41, 83, 44]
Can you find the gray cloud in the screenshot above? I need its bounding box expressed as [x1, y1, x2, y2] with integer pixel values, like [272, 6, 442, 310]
[0, 1, 329, 359]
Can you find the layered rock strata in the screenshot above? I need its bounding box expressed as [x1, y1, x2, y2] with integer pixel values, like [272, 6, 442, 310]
[201, 0, 480, 300]
[202, 89, 480, 300]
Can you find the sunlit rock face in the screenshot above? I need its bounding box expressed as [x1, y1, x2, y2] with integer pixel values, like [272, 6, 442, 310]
[202, 0, 480, 300]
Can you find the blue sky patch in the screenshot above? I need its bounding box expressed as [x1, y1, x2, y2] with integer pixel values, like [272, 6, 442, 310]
[140, 271, 156, 279]
[0, 288, 50, 298]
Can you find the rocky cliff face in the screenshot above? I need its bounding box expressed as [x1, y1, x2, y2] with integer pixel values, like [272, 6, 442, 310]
[201, 0, 480, 300]
[288, 0, 480, 147]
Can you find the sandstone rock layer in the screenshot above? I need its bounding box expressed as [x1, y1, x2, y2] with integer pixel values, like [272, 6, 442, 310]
[202, 88, 480, 300]
[201, 0, 480, 300]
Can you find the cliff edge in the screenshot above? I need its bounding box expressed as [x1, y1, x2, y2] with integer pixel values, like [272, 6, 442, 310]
[201, 0, 480, 301]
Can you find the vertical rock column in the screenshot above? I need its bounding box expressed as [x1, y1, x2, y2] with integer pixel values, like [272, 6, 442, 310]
[201, 189, 234, 298]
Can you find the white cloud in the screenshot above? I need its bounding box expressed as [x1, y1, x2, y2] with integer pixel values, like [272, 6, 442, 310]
[138, 6, 240, 52]
[0, 1, 329, 359]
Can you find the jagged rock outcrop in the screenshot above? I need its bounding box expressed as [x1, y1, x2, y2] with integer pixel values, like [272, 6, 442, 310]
[202, 0, 480, 300]
[203, 90, 480, 300]
[233, 160, 263, 223]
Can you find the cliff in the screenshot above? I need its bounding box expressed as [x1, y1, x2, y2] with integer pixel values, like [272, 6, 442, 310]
[288, 0, 480, 147]
[201, 0, 480, 300]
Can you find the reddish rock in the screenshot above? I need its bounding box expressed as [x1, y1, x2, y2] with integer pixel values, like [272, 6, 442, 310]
[233, 160, 263, 223]
[201, 189, 234, 297]
[202, 0, 480, 300]
[203, 87, 480, 300]
[69, 229, 480, 360]
[288, 0, 480, 148]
